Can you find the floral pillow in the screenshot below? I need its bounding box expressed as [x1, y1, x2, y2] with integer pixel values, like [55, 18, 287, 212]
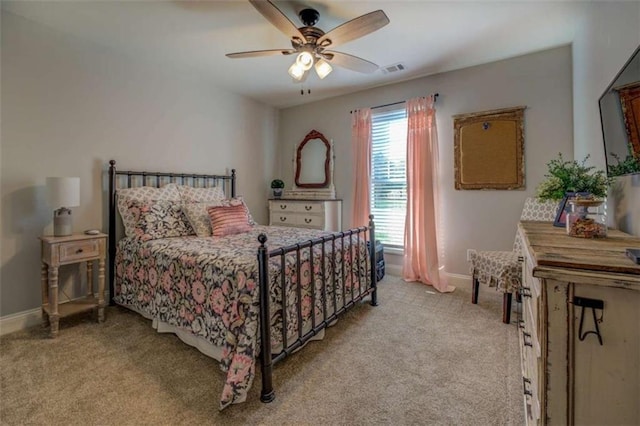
[177, 185, 226, 203]
[207, 204, 252, 237]
[117, 184, 181, 237]
[126, 200, 195, 241]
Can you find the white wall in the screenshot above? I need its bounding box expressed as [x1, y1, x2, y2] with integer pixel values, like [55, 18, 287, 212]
[1, 12, 278, 317]
[279, 46, 573, 277]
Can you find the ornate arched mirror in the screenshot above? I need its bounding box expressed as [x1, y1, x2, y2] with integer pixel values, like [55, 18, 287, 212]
[295, 130, 331, 188]
[290, 130, 335, 199]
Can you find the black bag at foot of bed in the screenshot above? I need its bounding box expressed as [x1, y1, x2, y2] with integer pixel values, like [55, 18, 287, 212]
[367, 240, 385, 282]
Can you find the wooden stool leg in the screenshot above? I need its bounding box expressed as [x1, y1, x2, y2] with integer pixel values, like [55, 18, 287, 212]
[471, 277, 479, 304]
[502, 292, 513, 324]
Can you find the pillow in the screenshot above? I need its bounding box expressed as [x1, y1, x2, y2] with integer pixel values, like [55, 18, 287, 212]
[183, 197, 256, 237]
[126, 200, 195, 241]
[183, 201, 219, 237]
[207, 204, 252, 237]
[117, 184, 181, 237]
[220, 197, 257, 226]
[177, 185, 226, 203]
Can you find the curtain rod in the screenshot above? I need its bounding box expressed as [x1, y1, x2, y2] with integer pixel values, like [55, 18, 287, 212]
[350, 93, 439, 114]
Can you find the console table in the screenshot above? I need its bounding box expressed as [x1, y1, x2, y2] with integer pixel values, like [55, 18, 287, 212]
[518, 221, 640, 425]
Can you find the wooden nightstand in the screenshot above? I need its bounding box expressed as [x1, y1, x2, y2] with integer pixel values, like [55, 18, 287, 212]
[39, 233, 107, 337]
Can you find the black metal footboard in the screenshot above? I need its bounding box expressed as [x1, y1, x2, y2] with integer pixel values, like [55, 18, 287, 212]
[256, 215, 377, 403]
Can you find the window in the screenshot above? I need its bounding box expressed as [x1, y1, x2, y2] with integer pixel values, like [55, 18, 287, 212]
[370, 106, 407, 248]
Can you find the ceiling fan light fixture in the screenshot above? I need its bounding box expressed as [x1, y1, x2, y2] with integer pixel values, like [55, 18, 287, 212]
[314, 58, 333, 79]
[296, 51, 314, 71]
[288, 62, 306, 81]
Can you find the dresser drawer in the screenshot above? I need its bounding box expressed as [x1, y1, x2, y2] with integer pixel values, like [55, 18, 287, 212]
[296, 215, 325, 229]
[59, 239, 101, 263]
[270, 200, 324, 214]
[270, 213, 297, 227]
[268, 199, 341, 231]
[270, 213, 325, 229]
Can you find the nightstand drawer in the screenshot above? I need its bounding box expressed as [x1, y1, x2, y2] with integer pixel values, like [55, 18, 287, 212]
[59, 239, 101, 263]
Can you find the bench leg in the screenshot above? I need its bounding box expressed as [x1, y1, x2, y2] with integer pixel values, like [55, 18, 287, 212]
[471, 277, 479, 304]
[502, 293, 513, 324]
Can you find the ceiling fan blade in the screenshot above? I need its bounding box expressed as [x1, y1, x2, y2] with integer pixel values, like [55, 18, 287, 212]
[249, 0, 306, 43]
[317, 10, 389, 48]
[226, 49, 296, 59]
[323, 51, 379, 73]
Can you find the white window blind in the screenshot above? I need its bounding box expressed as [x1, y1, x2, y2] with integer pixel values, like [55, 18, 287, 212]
[371, 106, 407, 248]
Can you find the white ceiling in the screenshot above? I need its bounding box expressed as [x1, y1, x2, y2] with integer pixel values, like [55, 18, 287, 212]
[2, 0, 584, 109]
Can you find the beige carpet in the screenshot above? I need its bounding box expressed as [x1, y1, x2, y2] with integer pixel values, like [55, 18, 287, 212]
[0, 276, 523, 425]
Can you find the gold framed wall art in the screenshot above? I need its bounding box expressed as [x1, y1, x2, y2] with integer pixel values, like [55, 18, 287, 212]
[454, 106, 526, 190]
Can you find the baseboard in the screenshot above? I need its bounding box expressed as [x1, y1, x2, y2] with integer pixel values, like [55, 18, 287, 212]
[384, 267, 472, 290]
[446, 272, 472, 289]
[0, 291, 110, 336]
[0, 307, 42, 336]
[385, 264, 402, 277]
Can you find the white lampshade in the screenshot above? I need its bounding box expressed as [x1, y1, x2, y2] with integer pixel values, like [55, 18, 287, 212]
[288, 62, 307, 81]
[314, 59, 333, 79]
[296, 51, 314, 71]
[47, 177, 80, 208]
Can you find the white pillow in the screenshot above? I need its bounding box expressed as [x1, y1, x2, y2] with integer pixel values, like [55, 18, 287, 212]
[177, 185, 226, 203]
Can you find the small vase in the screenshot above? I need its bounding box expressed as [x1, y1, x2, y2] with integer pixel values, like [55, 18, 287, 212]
[273, 188, 283, 199]
[566, 199, 607, 238]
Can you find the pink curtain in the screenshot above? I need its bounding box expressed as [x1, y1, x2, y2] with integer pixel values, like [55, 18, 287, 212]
[402, 96, 454, 293]
[351, 108, 372, 228]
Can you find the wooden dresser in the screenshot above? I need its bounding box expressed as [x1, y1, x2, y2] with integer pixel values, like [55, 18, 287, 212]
[518, 221, 640, 425]
[268, 199, 342, 231]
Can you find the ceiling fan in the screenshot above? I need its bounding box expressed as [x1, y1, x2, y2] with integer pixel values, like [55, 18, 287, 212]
[226, 0, 390, 82]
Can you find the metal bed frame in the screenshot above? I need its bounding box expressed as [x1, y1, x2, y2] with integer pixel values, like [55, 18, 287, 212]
[107, 160, 377, 403]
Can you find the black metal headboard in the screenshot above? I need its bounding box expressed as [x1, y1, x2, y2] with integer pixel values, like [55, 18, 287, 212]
[107, 159, 236, 305]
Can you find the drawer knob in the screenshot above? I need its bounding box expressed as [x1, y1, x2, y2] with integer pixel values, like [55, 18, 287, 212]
[520, 286, 532, 298]
[305, 205, 312, 211]
[523, 331, 533, 347]
[279, 205, 287, 210]
[76, 248, 84, 254]
[279, 217, 287, 222]
[304, 218, 312, 223]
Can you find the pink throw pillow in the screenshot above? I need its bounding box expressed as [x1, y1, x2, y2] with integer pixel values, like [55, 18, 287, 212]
[207, 204, 252, 237]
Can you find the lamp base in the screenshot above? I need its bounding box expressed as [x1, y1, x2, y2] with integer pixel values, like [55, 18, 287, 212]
[53, 208, 73, 237]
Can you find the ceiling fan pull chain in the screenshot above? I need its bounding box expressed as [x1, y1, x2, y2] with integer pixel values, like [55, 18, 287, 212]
[299, 83, 311, 96]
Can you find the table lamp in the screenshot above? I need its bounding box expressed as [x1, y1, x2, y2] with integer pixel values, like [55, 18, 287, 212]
[47, 177, 80, 236]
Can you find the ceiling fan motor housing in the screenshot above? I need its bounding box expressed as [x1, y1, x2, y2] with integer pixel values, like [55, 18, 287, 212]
[299, 8, 319, 26]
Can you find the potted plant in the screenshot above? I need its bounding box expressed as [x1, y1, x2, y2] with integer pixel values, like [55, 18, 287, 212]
[536, 153, 611, 201]
[270, 179, 285, 198]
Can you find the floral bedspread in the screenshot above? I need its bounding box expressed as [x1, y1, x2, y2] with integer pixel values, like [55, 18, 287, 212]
[114, 225, 370, 409]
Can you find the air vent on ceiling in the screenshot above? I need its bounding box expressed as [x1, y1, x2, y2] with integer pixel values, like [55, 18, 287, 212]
[381, 63, 406, 74]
